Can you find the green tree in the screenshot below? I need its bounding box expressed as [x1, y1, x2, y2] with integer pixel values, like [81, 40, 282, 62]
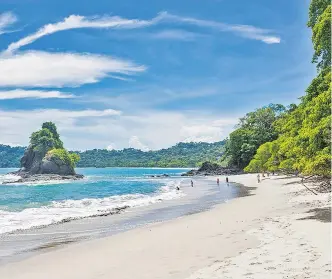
[47, 148, 80, 169]
[42, 121, 63, 148]
[245, 0, 331, 177]
[30, 128, 56, 153]
[308, 0, 331, 70]
[225, 104, 285, 169]
[28, 122, 80, 169]
[244, 141, 279, 173]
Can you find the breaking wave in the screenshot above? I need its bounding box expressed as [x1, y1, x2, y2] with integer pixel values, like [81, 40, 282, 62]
[0, 180, 184, 235]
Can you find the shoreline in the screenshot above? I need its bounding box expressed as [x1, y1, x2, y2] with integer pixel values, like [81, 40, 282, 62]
[0, 174, 330, 279]
[0, 176, 246, 264]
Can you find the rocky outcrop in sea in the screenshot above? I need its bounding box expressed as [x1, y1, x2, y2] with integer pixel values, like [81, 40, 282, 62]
[5, 172, 84, 184]
[5, 122, 83, 184]
[6, 145, 84, 184]
[19, 145, 75, 175]
[181, 161, 243, 176]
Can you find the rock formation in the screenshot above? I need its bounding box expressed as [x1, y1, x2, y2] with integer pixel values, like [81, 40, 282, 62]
[182, 161, 243, 176]
[20, 146, 75, 175]
[8, 122, 83, 182]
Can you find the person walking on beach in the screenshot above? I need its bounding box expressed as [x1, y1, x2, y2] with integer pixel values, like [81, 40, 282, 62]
[257, 174, 260, 183]
[217, 178, 219, 185]
[191, 180, 194, 187]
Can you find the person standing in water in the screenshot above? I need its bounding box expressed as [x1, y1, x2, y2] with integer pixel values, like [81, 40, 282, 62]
[217, 178, 219, 185]
[257, 173, 261, 183]
[191, 180, 194, 187]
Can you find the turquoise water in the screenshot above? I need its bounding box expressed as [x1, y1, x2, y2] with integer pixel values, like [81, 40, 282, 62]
[0, 168, 189, 234]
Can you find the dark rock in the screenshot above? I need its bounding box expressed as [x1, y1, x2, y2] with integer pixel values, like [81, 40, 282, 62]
[8, 144, 83, 183]
[20, 145, 44, 174]
[149, 174, 170, 178]
[3, 173, 84, 184]
[181, 161, 243, 176]
[18, 144, 76, 176]
[41, 153, 75, 175]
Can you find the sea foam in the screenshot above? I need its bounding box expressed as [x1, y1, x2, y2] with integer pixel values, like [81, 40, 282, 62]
[0, 174, 22, 184]
[0, 180, 184, 235]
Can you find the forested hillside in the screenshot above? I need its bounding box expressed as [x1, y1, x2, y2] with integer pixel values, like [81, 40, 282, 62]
[238, 0, 331, 176]
[75, 141, 226, 168]
[223, 104, 286, 169]
[0, 145, 25, 168]
[0, 141, 225, 168]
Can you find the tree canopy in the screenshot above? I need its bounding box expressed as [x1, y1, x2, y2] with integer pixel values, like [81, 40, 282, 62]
[29, 122, 79, 169]
[75, 141, 226, 168]
[308, 0, 331, 70]
[30, 122, 63, 152]
[0, 141, 225, 168]
[224, 104, 286, 169]
[0, 145, 25, 168]
[245, 0, 331, 177]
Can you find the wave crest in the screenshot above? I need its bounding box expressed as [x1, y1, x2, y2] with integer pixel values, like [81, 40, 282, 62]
[0, 180, 184, 235]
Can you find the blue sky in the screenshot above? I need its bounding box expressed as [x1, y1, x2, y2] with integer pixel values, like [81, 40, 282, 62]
[0, 0, 316, 150]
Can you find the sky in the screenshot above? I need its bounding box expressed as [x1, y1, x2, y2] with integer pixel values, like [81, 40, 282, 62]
[0, 0, 316, 151]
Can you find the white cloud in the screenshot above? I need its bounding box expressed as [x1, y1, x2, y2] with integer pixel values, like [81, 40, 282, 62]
[0, 51, 146, 87]
[0, 108, 122, 147]
[181, 125, 223, 143]
[3, 12, 280, 54]
[0, 12, 17, 35]
[160, 12, 280, 44]
[59, 109, 122, 117]
[0, 108, 121, 121]
[129, 136, 149, 151]
[152, 29, 200, 41]
[180, 118, 237, 143]
[106, 144, 116, 151]
[0, 89, 74, 100]
[4, 14, 161, 54]
[0, 109, 236, 150]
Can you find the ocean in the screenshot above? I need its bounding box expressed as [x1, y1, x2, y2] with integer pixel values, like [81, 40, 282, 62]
[0, 168, 189, 235]
[0, 167, 247, 263]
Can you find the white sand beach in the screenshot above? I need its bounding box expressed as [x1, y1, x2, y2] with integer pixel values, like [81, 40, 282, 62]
[0, 174, 330, 279]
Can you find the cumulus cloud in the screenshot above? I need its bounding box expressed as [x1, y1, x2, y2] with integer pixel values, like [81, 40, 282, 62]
[0, 89, 74, 100]
[129, 136, 150, 151]
[106, 144, 116, 151]
[0, 12, 17, 35]
[181, 125, 223, 143]
[0, 109, 237, 150]
[0, 108, 122, 147]
[0, 51, 146, 87]
[180, 119, 237, 143]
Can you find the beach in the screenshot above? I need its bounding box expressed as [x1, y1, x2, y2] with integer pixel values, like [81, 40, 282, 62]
[0, 174, 330, 279]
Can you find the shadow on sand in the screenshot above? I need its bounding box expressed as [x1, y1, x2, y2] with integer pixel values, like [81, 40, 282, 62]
[297, 207, 331, 223]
